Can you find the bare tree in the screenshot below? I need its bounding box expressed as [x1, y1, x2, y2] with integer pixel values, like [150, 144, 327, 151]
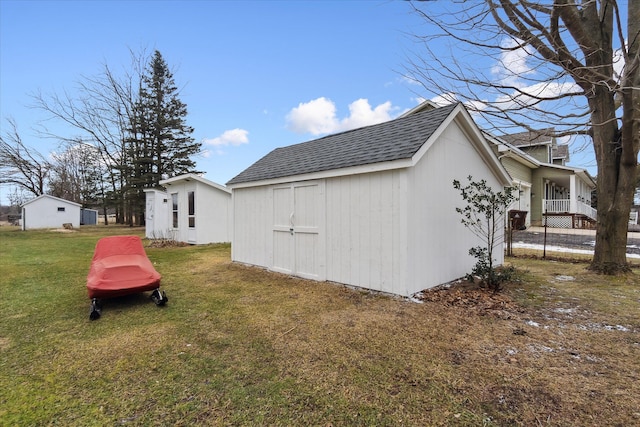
[31, 49, 148, 224]
[48, 140, 106, 207]
[406, 0, 639, 274]
[0, 118, 50, 198]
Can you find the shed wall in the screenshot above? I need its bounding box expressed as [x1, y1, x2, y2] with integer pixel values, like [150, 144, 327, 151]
[232, 186, 270, 266]
[167, 181, 231, 244]
[406, 121, 505, 294]
[22, 198, 80, 230]
[145, 190, 173, 240]
[324, 170, 408, 295]
[196, 182, 232, 244]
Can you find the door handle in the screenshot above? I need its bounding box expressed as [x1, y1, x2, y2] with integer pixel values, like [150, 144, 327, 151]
[289, 212, 294, 235]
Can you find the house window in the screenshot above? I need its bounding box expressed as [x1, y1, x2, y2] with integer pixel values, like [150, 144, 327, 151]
[171, 193, 178, 228]
[57, 207, 65, 212]
[188, 191, 195, 228]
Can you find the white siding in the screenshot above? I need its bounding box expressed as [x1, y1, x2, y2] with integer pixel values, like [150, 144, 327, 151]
[232, 186, 270, 266]
[324, 170, 407, 295]
[22, 196, 81, 230]
[230, 117, 508, 297]
[406, 121, 505, 295]
[145, 190, 173, 239]
[196, 182, 232, 244]
[155, 181, 231, 244]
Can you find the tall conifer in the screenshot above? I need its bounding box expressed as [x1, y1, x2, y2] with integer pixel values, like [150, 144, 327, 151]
[127, 50, 200, 224]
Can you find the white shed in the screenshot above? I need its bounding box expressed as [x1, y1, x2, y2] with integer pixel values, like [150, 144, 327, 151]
[145, 173, 232, 244]
[227, 103, 512, 297]
[21, 195, 82, 230]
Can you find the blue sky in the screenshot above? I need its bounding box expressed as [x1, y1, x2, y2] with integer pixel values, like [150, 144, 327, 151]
[0, 0, 599, 204]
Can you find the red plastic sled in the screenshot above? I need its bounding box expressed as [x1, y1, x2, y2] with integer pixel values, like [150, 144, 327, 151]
[86, 235, 166, 320]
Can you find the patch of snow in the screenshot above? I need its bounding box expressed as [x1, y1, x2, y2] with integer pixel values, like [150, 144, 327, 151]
[554, 275, 575, 281]
[512, 242, 640, 259]
[528, 344, 555, 353]
[506, 348, 518, 355]
[603, 324, 630, 332]
[578, 323, 631, 332]
[553, 307, 575, 314]
[526, 320, 540, 327]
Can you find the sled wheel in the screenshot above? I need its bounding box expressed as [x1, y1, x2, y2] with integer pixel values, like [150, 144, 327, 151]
[151, 289, 168, 306]
[89, 299, 101, 320]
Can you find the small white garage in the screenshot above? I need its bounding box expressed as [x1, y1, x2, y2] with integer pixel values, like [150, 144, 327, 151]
[227, 103, 511, 296]
[144, 173, 232, 244]
[21, 195, 81, 230]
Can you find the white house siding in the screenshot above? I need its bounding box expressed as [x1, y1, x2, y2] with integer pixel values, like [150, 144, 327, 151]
[502, 157, 532, 184]
[21, 195, 81, 230]
[406, 122, 505, 294]
[324, 170, 408, 295]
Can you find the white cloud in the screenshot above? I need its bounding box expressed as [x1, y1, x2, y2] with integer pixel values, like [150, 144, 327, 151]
[286, 97, 338, 135]
[491, 38, 536, 88]
[286, 97, 395, 135]
[340, 99, 394, 130]
[203, 128, 249, 147]
[430, 93, 458, 106]
[494, 81, 580, 110]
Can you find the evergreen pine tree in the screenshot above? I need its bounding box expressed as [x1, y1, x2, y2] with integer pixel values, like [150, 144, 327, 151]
[126, 50, 200, 225]
[140, 50, 199, 182]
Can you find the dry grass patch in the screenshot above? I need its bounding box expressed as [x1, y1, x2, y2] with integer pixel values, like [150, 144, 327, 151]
[1, 228, 639, 426]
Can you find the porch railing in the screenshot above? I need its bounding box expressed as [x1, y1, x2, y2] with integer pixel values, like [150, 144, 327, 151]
[543, 198, 597, 221]
[577, 200, 597, 221]
[543, 199, 570, 213]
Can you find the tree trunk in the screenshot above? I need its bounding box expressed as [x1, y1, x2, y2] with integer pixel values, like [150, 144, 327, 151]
[588, 88, 635, 273]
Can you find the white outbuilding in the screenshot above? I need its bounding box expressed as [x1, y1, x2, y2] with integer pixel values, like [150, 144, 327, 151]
[226, 103, 512, 297]
[144, 173, 232, 244]
[21, 195, 82, 230]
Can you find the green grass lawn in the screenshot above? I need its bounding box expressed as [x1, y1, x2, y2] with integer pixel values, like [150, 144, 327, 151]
[1, 226, 639, 426]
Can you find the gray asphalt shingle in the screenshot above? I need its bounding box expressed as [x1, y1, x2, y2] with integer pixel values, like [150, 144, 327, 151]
[227, 103, 458, 185]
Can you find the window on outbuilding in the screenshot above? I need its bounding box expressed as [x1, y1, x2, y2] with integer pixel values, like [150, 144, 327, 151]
[57, 207, 66, 212]
[188, 191, 195, 228]
[171, 193, 178, 228]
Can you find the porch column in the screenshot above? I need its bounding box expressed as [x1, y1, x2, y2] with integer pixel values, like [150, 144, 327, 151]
[569, 174, 577, 213]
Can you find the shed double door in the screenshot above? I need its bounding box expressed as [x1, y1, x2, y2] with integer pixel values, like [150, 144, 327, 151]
[271, 181, 325, 280]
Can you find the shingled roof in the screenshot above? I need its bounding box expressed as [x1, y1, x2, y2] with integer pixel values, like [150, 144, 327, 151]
[227, 103, 459, 185]
[500, 128, 554, 147]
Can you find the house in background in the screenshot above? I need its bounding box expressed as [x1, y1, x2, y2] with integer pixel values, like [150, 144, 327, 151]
[144, 173, 232, 244]
[487, 131, 597, 229]
[21, 195, 81, 230]
[501, 128, 570, 165]
[227, 103, 512, 297]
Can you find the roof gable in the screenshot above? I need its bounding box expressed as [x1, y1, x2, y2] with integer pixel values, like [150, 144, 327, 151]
[21, 194, 82, 208]
[501, 128, 554, 147]
[160, 173, 231, 194]
[227, 103, 459, 186]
